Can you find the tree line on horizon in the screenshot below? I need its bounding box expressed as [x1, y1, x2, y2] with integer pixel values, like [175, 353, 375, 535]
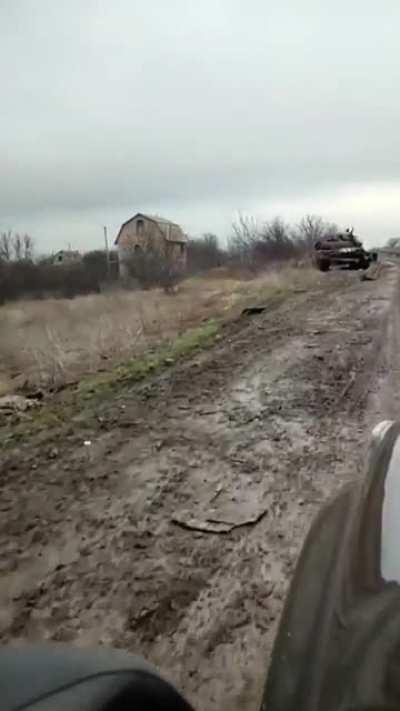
[0, 214, 376, 303]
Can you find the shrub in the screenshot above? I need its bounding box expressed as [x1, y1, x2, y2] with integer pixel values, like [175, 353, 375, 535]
[0, 248, 119, 303]
[228, 214, 339, 270]
[187, 234, 226, 273]
[123, 248, 182, 292]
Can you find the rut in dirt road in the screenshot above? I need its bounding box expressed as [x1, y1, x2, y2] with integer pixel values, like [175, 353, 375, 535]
[0, 266, 398, 711]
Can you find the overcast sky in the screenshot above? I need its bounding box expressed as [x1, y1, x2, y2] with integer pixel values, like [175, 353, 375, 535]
[1, 1, 399, 251]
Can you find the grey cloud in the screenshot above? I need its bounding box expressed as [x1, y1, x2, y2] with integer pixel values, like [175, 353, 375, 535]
[1, 1, 400, 249]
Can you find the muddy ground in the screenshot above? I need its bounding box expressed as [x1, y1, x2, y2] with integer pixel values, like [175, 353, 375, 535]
[0, 264, 399, 711]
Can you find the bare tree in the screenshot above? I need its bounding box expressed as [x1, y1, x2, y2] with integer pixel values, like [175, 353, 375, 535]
[187, 233, 224, 272]
[294, 215, 338, 248]
[13, 233, 22, 261]
[23, 234, 34, 261]
[0, 231, 35, 262]
[123, 246, 182, 292]
[261, 217, 292, 245]
[385, 237, 400, 250]
[229, 214, 259, 263]
[229, 215, 301, 267]
[255, 217, 297, 262]
[0, 231, 12, 261]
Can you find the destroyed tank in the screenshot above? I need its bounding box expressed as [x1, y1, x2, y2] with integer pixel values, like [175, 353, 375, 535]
[314, 228, 377, 272]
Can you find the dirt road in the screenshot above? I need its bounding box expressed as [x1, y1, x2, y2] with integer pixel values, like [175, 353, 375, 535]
[0, 265, 398, 711]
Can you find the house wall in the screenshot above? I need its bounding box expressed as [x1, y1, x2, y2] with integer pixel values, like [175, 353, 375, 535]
[117, 217, 162, 252]
[166, 241, 187, 270]
[53, 251, 81, 266]
[117, 217, 187, 278]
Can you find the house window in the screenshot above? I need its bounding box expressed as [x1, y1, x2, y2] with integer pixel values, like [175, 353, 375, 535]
[136, 219, 144, 235]
[134, 244, 142, 254]
[180, 244, 185, 254]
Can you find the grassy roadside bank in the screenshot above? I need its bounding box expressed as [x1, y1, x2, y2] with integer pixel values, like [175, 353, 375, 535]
[0, 319, 220, 450]
[0, 266, 319, 397]
[0, 266, 322, 450]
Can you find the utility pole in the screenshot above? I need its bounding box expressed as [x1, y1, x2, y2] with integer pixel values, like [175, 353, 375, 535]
[103, 225, 110, 279]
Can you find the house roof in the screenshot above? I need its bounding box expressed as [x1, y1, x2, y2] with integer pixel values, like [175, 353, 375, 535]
[115, 213, 187, 244]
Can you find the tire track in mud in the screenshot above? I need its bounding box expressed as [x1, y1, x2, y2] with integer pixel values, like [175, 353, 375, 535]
[140, 269, 397, 711]
[0, 266, 398, 711]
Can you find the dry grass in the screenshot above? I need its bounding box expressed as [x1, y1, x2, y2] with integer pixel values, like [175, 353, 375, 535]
[0, 266, 319, 393]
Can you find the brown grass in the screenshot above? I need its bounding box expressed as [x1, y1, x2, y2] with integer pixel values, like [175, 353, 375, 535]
[0, 266, 319, 393]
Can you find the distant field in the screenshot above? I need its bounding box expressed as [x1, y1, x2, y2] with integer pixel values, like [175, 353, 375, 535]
[0, 266, 319, 394]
